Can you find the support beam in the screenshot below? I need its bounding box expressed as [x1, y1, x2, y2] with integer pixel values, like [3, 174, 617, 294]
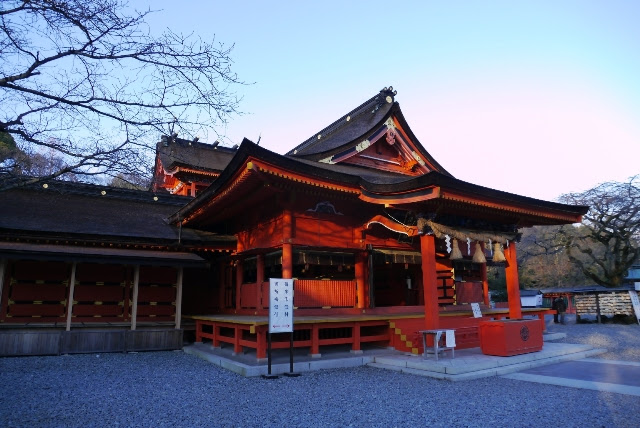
[235, 259, 243, 309]
[368, 249, 375, 308]
[481, 260, 490, 306]
[282, 209, 293, 279]
[131, 265, 140, 330]
[420, 234, 440, 332]
[0, 259, 8, 322]
[256, 254, 264, 310]
[355, 252, 366, 309]
[505, 242, 522, 319]
[282, 244, 293, 279]
[218, 261, 226, 310]
[0, 259, 6, 317]
[65, 262, 77, 332]
[175, 267, 184, 329]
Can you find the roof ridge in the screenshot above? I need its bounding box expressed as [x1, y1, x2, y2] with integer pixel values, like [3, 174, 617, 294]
[20, 179, 190, 206]
[158, 136, 237, 154]
[287, 86, 397, 156]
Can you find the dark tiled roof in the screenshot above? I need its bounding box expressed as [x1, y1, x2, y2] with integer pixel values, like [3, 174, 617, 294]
[0, 241, 206, 266]
[0, 180, 234, 246]
[156, 137, 236, 173]
[284, 87, 452, 177]
[541, 286, 633, 294]
[286, 87, 397, 157]
[173, 139, 589, 225]
[291, 157, 414, 185]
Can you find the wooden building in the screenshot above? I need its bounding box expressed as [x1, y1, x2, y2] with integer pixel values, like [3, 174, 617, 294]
[0, 87, 588, 358]
[152, 136, 237, 197]
[0, 182, 234, 355]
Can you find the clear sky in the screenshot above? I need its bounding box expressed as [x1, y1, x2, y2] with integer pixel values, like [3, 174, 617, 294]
[145, 0, 639, 202]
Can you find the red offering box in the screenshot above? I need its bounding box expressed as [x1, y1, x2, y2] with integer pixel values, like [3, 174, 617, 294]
[479, 319, 543, 356]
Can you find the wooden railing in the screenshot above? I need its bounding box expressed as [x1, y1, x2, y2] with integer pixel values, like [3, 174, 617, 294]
[293, 279, 356, 308]
[240, 279, 357, 309]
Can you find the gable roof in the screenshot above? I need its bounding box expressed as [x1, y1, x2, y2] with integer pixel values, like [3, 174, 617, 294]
[156, 136, 237, 174]
[287, 87, 396, 157]
[171, 139, 588, 229]
[285, 87, 451, 177]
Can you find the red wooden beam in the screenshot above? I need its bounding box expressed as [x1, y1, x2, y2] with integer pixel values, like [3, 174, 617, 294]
[421, 235, 440, 335]
[505, 243, 522, 319]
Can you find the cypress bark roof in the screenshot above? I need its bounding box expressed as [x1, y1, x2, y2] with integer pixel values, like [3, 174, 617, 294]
[286, 87, 397, 157]
[285, 87, 451, 177]
[171, 139, 588, 228]
[156, 137, 237, 173]
[0, 180, 234, 247]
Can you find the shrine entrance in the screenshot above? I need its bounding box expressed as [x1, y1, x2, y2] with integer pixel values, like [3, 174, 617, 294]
[371, 250, 423, 307]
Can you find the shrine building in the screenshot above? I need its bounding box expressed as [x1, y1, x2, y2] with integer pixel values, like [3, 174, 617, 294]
[0, 87, 588, 358]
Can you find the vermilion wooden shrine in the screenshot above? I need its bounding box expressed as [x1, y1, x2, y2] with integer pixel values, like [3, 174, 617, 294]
[171, 87, 587, 358]
[0, 87, 587, 358]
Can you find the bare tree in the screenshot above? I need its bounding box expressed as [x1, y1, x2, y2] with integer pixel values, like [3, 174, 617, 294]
[556, 176, 640, 288]
[518, 225, 589, 288]
[0, 0, 243, 190]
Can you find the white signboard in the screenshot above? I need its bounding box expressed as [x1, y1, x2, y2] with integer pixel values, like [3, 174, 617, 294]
[629, 291, 640, 326]
[269, 278, 294, 333]
[471, 302, 482, 318]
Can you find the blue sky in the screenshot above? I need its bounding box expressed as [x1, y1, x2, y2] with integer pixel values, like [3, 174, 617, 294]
[146, 0, 639, 201]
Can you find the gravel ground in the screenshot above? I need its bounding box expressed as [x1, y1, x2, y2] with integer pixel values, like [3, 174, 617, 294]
[1, 319, 638, 428]
[543, 314, 640, 362]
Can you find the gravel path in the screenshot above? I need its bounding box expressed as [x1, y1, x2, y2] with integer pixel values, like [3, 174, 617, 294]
[543, 314, 640, 362]
[1, 320, 638, 428]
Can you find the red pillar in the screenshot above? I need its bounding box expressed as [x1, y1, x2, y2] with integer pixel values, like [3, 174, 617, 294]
[282, 244, 293, 279]
[311, 324, 320, 356]
[282, 209, 293, 279]
[195, 320, 203, 343]
[420, 234, 439, 331]
[505, 242, 522, 319]
[481, 259, 490, 306]
[233, 325, 242, 354]
[218, 261, 226, 310]
[235, 259, 243, 310]
[256, 254, 264, 310]
[352, 322, 361, 352]
[256, 326, 267, 359]
[355, 252, 366, 309]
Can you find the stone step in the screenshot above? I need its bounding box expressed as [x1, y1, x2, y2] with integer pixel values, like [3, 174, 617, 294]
[368, 344, 606, 381]
[543, 332, 566, 341]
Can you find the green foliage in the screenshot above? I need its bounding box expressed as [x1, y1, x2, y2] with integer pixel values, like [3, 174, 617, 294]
[0, 132, 16, 150]
[0, 132, 18, 163]
[487, 265, 507, 301]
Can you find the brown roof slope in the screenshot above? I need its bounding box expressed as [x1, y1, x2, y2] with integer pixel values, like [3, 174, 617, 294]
[172, 140, 588, 227]
[286, 87, 397, 157]
[156, 136, 236, 173]
[291, 157, 415, 185]
[0, 180, 233, 246]
[285, 87, 452, 176]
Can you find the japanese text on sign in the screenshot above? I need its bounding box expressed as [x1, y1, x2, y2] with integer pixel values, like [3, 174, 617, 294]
[269, 278, 293, 333]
